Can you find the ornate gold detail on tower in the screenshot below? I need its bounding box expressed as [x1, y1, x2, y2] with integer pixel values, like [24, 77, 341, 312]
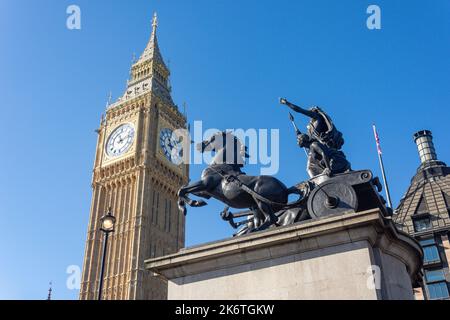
[79, 13, 188, 300]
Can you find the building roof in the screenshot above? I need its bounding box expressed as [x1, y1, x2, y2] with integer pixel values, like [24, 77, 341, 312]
[107, 13, 175, 109]
[137, 12, 168, 69]
[394, 132, 450, 235]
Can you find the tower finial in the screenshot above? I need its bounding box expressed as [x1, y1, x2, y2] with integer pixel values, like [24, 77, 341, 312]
[414, 130, 437, 164]
[106, 91, 112, 108]
[152, 12, 158, 34]
[134, 11, 166, 66]
[47, 281, 52, 300]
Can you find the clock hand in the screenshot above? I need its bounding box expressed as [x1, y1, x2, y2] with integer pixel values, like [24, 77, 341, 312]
[165, 138, 173, 149]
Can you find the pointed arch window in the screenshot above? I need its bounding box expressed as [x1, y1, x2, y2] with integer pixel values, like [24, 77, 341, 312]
[156, 192, 160, 225]
[164, 198, 168, 232]
[168, 200, 172, 233]
[151, 190, 157, 224]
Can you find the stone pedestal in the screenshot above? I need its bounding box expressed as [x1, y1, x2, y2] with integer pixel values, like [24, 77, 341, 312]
[145, 209, 423, 300]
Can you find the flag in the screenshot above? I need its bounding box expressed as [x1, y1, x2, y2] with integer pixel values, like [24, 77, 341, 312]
[373, 125, 382, 155]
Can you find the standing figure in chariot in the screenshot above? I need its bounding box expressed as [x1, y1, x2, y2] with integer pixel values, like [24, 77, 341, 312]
[280, 98, 351, 178]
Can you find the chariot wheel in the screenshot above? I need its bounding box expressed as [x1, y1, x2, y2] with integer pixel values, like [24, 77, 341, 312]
[307, 181, 358, 219]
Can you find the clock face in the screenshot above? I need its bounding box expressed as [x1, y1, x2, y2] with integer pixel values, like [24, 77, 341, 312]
[106, 123, 135, 157]
[160, 128, 183, 165]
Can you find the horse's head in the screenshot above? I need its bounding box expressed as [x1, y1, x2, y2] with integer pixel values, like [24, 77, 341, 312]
[197, 131, 221, 153]
[197, 131, 249, 165]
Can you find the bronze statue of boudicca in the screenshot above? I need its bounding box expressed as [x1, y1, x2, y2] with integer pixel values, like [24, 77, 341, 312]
[177, 98, 391, 236]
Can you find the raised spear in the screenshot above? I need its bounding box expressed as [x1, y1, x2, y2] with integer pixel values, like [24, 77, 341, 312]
[289, 112, 301, 136]
[288, 112, 308, 156]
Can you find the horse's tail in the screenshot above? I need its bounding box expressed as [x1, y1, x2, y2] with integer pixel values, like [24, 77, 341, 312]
[287, 186, 302, 195]
[283, 182, 311, 209]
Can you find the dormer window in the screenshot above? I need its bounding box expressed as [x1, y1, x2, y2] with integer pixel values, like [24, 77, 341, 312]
[413, 215, 431, 232]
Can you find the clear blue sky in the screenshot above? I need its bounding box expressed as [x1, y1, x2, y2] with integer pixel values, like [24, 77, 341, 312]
[0, 0, 449, 300]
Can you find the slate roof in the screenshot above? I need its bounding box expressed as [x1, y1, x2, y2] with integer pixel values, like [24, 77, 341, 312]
[394, 159, 450, 235]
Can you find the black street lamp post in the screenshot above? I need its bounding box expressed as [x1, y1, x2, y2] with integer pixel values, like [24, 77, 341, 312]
[97, 208, 116, 301]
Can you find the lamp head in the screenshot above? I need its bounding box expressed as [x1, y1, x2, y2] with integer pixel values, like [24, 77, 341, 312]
[100, 208, 116, 233]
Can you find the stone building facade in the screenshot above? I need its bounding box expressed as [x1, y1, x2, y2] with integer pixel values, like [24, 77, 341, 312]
[79, 14, 189, 300]
[394, 130, 450, 300]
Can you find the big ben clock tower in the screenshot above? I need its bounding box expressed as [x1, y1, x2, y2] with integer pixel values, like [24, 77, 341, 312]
[79, 13, 189, 300]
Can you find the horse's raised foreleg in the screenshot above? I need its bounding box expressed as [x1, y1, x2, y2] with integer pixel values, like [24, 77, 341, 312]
[177, 180, 210, 215]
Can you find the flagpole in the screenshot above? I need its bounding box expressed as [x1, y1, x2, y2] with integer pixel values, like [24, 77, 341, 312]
[372, 125, 393, 209]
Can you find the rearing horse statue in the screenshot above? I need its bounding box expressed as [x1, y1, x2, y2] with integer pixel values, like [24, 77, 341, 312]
[177, 131, 303, 232]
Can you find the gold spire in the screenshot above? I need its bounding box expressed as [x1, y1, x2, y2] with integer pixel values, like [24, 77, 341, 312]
[152, 12, 158, 36]
[121, 11, 171, 102]
[137, 12, 166, 66]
